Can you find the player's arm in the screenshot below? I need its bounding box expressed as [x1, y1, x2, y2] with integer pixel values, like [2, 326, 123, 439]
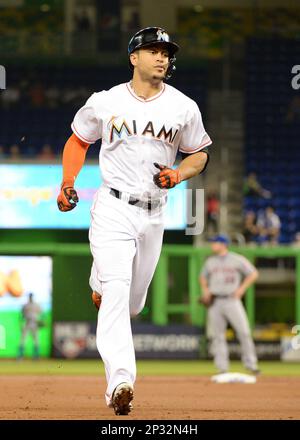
[153, 99, 211, 189]
[57, 133, 90, 212]
[198, 274, 213, 307]
[233, 270, 259, 299]
[199, 274, 210, 295]
[177, 149, 209, 180]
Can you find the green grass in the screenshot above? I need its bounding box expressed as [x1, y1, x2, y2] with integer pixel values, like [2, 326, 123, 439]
[0, 359, 300, 376]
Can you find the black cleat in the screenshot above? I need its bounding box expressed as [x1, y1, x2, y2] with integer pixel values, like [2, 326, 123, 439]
[112, 383, 134, 416]
[248, 368, 261, 376]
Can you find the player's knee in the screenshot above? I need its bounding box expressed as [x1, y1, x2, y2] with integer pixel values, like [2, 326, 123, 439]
[237, 330, 251, 340]
[129, 298, 146, 317]
[213, 333, 227, 342]
[106, 279, 130, 300]
[97, 279, 131, 315]
[129, 305, 143, 317]
[89, 272, 104, 294]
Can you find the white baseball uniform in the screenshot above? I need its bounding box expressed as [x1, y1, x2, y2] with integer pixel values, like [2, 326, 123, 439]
[71, 81, 212, 405]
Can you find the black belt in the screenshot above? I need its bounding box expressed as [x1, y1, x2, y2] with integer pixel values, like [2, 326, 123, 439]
[212, 295, 230, 299]
[109, 188, 164, 211]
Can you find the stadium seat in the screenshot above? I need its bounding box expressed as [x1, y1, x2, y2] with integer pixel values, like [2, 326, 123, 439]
[245, 37, 300, 243]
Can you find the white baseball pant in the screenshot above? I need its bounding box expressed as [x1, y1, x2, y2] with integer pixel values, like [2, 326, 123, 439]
[89, 185, 165, 405]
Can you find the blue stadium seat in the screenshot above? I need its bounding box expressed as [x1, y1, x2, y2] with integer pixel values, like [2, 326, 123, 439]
[245, 37, 300, 243]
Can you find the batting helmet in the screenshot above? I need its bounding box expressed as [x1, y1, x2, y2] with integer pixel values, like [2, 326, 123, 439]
[128, 27, 179, 80]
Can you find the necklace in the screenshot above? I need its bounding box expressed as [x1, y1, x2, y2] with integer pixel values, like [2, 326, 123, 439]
[130, 81, 162, 100]
[130, 81, 146, 100]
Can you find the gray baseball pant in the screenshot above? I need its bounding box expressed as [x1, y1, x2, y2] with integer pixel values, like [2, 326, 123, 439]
[207, 297, 258, 372]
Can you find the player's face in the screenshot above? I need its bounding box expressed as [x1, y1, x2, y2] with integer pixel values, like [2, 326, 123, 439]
[132, 45, 169, 81]
[211, 242, 226, 254]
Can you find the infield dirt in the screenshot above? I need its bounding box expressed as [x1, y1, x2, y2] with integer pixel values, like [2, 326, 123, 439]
[1, 375, 299, 420]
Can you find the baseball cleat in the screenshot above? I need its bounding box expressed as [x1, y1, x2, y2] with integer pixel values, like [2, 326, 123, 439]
[112, 383, 134, 416]
[248, 368, 261, 376]
[91, 291, 102, 310]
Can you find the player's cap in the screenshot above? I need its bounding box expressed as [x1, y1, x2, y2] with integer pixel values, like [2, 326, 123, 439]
[128, 27, 179, 57]
[209, 234, 230, 245]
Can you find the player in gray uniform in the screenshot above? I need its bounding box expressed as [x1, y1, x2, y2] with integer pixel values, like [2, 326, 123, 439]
[199, 235, 260, 374]
[18, 293, 42, 360]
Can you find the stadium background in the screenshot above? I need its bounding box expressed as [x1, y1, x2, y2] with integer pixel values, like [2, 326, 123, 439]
[0, 0, 300, 420]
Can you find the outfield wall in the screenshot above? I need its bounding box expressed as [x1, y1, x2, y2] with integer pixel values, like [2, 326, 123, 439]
[0, 243, 299, 358]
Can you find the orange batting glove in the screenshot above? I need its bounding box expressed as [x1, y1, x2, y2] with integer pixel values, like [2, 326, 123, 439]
[153, 163, 182, 189]
[57, 181, 79, 212]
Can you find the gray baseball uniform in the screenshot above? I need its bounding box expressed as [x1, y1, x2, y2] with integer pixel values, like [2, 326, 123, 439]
[20, 301, 42, 355]
[201, 251, 258, 372]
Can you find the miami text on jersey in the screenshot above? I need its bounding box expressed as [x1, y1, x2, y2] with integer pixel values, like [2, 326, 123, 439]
[109, 116, 179, 145]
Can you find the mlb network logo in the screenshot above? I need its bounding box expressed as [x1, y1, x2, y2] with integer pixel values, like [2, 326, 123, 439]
[0, 65, 6, 89]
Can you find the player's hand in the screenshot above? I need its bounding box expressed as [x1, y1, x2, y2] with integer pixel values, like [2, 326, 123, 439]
[199, 292, 213, 307]
[153, 163, 182, 189]
[57, 185, 79, 212]
[232, 287, 245, 299]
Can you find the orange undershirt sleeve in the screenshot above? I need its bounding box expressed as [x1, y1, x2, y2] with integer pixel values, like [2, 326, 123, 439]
[61, 133, 90, 188]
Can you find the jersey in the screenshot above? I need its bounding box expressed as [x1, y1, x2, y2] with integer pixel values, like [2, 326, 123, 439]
[22, 302, 41, 324]
[257, 211, 281, 230]
[71, 82, 212, 201]
[201, 252, 256, 296]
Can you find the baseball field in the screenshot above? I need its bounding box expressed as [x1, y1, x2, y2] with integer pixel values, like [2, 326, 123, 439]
[1, 359, 299, 420]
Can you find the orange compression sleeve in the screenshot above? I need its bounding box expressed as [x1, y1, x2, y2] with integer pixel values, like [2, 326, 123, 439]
[61, 133, 90, 187]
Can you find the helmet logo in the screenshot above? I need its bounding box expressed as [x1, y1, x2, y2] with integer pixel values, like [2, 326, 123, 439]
[156, 29, 169, 42]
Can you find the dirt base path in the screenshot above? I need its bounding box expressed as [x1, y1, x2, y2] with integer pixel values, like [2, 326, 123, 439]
[1, 375, 299, 420]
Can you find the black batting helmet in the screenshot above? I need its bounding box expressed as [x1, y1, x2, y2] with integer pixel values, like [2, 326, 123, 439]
[128, 27, 179, 80]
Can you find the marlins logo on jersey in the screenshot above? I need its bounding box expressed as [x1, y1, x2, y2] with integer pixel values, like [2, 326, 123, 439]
[108, 116, 179, 145]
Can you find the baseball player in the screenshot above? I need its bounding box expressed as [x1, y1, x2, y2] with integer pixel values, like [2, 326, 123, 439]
[18, 293, 42, 360]
[199, 235, 260, 375]
[57, 26, 212, 415]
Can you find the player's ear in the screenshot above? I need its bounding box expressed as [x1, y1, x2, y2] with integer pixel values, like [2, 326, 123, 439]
[130, 51, 139, 67]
